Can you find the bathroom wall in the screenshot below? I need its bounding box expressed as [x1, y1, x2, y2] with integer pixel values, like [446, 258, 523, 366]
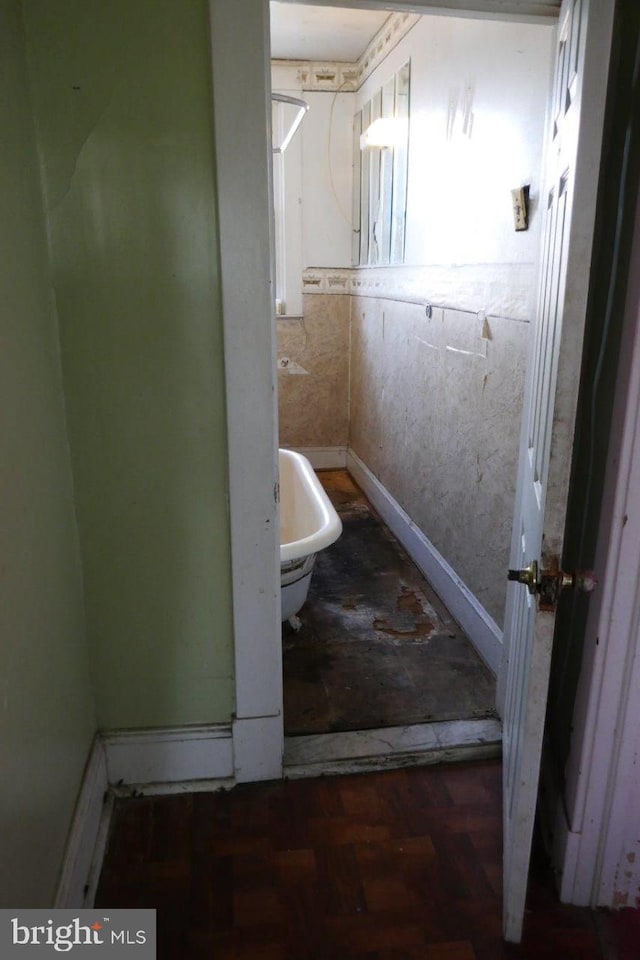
[356, 15, 554, 273]
[350, 300, 528, 626]
[23, 0, 234, 729]
[276, 15, 553, 630]
[278, 294, 350, 449]
[348, 15, 553, 630]
[273, 63, 353, 447]
[0, 0, 96, 905]
[272, 63, 353, 272]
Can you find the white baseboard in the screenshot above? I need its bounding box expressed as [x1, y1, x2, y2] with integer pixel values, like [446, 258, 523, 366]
[347, 449, 502, 675]
[102, 724, 234, 786]
[55, 737, 109, 908]
[110, 778, 234, 797]
[56, 725, 235, 907]
[83, 791, 114, 907]
[291, 446, 347, 469]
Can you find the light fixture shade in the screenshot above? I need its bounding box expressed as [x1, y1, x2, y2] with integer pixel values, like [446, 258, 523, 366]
[360, 117, 408, 150]
[272, 93, 309, 154]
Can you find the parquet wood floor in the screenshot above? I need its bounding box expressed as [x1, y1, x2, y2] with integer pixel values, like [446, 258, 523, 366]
[95, 760, 617, 959]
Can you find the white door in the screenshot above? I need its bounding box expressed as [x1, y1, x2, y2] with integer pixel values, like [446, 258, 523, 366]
[501, 0, 615, 943]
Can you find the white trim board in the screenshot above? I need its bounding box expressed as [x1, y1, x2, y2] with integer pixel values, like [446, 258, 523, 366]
[552, 186, 640, 909]
[109, 778, 235, 798]
[291, 446, 347, 470]
[102, 724, 234, 787]
[347, 449, 503, 676]
[55, 737, 109, 908]
[284, 718, 502, 778]
[208, 0, 284, 784]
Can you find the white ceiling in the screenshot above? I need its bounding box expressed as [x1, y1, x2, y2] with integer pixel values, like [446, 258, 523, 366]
[270, 2, 390, 62]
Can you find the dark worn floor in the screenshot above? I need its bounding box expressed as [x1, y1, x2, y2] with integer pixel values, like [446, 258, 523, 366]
[95, 760, 620, 959]
[283, 471, 496, 735]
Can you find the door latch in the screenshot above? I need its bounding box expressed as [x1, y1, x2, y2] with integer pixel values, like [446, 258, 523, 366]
[508, 558, 596, 611]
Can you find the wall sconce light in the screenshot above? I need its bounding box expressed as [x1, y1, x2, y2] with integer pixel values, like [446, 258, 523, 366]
[360, 117, 408, 150]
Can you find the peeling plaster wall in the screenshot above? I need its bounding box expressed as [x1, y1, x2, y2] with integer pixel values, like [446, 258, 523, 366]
[278, 295, 350, 448]
[350, 300, 528, 626]
[23, 0, 234, 729]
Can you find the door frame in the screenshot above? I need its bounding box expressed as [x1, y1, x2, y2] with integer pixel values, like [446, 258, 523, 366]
[208, 0, 283, 783]
[210, 0, 640, 915]
[551, 184, 640, 910]
[208, 0, 564, 784]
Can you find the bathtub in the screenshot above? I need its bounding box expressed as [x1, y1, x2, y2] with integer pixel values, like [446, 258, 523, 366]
[279, 448, 342, 623]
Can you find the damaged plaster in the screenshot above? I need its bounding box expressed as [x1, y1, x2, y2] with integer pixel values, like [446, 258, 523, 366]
[350, 298, 528, 628]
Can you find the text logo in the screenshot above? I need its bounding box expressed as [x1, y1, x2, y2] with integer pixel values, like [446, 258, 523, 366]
[0, 910, 156, 957]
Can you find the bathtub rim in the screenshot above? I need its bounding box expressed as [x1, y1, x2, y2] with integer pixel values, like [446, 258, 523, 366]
[279, 448, 342, 563]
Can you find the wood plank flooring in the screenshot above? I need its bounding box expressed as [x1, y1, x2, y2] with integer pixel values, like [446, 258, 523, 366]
[96, 760, 613, 959]
[284, 471, 496, 735]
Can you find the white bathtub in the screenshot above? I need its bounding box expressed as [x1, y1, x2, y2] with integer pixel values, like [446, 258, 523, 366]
[279, 448, 342, 622]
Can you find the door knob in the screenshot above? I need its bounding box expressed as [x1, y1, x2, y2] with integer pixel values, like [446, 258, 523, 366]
[508, 558, 596, 610]
[508, 561, 539, 595]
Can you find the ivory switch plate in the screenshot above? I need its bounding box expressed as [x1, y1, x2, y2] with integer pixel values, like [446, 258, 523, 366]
[511, 186, 529, 231]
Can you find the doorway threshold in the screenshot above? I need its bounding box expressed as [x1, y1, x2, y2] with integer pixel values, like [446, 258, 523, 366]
[283, 717, 502, 779]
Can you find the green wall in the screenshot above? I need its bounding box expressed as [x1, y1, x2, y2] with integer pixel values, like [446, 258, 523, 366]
[0, 0, 96, 906]
[23, 0, 235, 728]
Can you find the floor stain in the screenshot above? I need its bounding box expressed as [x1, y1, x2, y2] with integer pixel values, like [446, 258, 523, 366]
[283, 469, 497, 736]
[397, 586, 425, 617]
[372, 615, 435, 641]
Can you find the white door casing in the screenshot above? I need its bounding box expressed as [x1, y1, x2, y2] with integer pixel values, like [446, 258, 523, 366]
[207, 0, 558, 786]
[555, 186, 640, 909]
[208, 0, 284, 783]
[501, 0, 614, 942]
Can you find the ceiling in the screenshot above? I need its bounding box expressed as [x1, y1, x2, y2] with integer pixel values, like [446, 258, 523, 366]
[270, 2, 390, 62]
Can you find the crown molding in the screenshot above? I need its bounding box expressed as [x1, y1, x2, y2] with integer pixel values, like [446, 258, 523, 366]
[272, 11, 419, 92]
[356, 11, 418, 87]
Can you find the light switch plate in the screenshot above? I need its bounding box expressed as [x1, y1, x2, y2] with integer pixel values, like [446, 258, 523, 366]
[511, 186, 529, 231]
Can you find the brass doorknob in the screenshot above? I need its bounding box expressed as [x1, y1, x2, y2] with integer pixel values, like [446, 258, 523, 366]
[508, 559, 596, 610]
[508, 561, 539, 595]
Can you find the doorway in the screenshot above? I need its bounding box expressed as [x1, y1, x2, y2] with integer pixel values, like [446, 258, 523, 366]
[270, 2, 554, 748]
[209, 0, 618, 939]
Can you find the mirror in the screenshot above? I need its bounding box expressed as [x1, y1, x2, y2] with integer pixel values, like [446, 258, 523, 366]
[353, 61, 410, 266]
